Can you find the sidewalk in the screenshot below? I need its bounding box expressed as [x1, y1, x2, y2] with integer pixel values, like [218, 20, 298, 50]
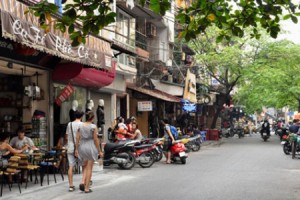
[1, 140, 221, 199]
[0, 166, 105, 200]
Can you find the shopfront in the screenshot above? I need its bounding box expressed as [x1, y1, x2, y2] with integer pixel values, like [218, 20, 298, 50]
[0, 0, 116, 148]
[127, 83, 182, 138]
[0, 35, 51, 150]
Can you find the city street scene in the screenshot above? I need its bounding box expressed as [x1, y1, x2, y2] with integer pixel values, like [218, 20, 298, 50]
[0, 0, 299, 199]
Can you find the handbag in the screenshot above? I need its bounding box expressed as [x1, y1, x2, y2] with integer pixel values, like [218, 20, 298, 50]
[70, 123, 77, 158]
[92, 159, 103, 172]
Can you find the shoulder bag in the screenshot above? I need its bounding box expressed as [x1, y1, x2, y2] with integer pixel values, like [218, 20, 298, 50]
[70, 123, 77, 158]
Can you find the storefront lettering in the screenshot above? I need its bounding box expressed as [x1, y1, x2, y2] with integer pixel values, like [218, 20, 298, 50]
[78, 45, 89, 59]
[55, 36, 73, 54]
[12, 20, 45, 45]
[2, 11, 112, 68]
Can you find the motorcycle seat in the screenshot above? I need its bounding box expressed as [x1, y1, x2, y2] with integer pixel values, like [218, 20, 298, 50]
[134, 144, 153, 149]
[104, 142, 127, 152]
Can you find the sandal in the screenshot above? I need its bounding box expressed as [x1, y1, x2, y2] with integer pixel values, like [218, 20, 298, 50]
[79, 184, 84, 191]
[69, 186, 75, 192]
[84, 189, 93, 193]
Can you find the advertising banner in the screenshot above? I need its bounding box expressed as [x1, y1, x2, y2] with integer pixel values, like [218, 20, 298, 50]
[55, 83, 74, 106]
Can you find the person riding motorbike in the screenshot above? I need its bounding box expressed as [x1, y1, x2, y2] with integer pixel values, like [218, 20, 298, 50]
[260, 119, 270, 137]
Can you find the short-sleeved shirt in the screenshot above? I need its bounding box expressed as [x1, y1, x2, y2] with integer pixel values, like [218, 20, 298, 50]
[164, 125, 171, 140]
[10, 136, 34, 150]
[66, 121, 82, 153]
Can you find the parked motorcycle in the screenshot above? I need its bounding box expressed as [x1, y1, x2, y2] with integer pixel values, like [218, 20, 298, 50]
[289, 133, 300, 159]
[103, 140, 137, 169]
[281, 134, 291, 155]
[170, 140, 188, 164]
[181, 134, 201, 152]
[133, 142, 156, 168]
[139, 138, 163, 162]
[232, 127, 244, 138]
[221, 128, 232, 138]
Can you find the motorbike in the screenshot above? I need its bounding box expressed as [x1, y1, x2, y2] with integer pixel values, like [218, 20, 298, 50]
[103, 140, 137, 169]
[139, 138, 163, 162]
[232, 127, 244, 138]
[261, 130, 270, 142]
[181, 134, 201, 152]
[281, 134, 291, 155]
[221, 127, 232, 138]
[170, 140, 188, 164]
[133, 142, 156, 168]
[289, 133, 300, 159]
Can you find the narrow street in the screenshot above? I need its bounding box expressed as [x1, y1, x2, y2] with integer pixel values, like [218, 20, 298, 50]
[3, 134, 300, 200]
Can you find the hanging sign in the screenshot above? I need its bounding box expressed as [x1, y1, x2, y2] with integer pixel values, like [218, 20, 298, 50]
[138, 101, 153, 111]
[55, 83, 74, 106]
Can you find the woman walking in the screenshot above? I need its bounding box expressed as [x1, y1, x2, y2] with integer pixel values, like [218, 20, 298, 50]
[75, 111, 102, 193]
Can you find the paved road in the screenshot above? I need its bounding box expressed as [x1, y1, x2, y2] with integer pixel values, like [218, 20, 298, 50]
[3, 134, 300, 200]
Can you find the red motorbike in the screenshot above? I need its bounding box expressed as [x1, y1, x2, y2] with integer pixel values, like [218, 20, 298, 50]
[133, 142, 156, 168]
[170, 140, 188, 164]
[139, 138, 163, 162]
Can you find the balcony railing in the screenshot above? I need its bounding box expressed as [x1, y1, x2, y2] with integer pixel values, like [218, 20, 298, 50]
[136, 31, 147, 51]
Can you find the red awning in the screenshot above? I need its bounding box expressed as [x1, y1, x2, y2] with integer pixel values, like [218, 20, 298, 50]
[127, 83, 182, 102]
[52, 61, 116, 88]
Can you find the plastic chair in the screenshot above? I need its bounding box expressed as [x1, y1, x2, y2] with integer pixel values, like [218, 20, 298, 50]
[39, 150, 64, 186]
[3, 156, 22, 194]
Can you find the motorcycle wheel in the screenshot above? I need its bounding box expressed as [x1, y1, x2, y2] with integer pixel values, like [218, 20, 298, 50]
[153, 149, 163, 162]
[291, 141, 296, 159]
[191, 143, 201, 152]
[283, 142, 290, 155]
[184, 144, 191, 153]
[138, 152, 155, 168]
[180, 157, 186, 164]
[263, 136, 268, 142]
[118, 152, 136, 169]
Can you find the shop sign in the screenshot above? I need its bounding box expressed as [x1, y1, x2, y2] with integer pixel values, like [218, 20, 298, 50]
[1, 10, 112, 68]
[137, 101, 153, 111]
[55, 83, 74, 106]
[183, 69, 197, 103]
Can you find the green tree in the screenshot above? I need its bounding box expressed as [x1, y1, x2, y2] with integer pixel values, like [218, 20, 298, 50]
[235, 40, 300, 114]
[28, 0, 300, 46]
[190, 27, 257, 128]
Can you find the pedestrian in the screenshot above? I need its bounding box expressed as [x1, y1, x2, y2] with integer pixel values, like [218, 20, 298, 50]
[160, 119, 175, 164]
[75, 111, 103, 193]
[65, 110, 83, 192]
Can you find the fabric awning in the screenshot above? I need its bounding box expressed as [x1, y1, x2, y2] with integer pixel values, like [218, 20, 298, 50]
[127, 83, 182, 103]
[52, 61, 116, 88]
[0, 1, 113, 69]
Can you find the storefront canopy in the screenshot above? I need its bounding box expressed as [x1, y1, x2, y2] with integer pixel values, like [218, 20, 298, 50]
[127, 83, 182, 103]
[52, 62, 116, 88]
[0, 0, 113, 69]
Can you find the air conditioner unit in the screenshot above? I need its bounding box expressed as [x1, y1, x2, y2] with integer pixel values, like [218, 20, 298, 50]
[146, 23, 156, 37]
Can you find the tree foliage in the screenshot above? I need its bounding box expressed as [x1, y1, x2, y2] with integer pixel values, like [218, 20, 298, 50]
[189, 27, 257, 128]
[27, 0, 300, 46]
[235, 40, 300, 113]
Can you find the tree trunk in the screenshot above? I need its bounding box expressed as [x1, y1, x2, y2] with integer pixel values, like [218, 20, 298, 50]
[210, 106, 222, 129]
[298, 99, 300, 112]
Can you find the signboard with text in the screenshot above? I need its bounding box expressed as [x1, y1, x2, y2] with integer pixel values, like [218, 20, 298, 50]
[138, 101, 153, 111]
[55, 83, 74, 106]
[1, 10, 111, 69]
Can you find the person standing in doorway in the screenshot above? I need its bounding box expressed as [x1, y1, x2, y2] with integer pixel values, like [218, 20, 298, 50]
[75, 111, 102, 193]
[160, 119, 175, 164]
[65, 110, 83, 192]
